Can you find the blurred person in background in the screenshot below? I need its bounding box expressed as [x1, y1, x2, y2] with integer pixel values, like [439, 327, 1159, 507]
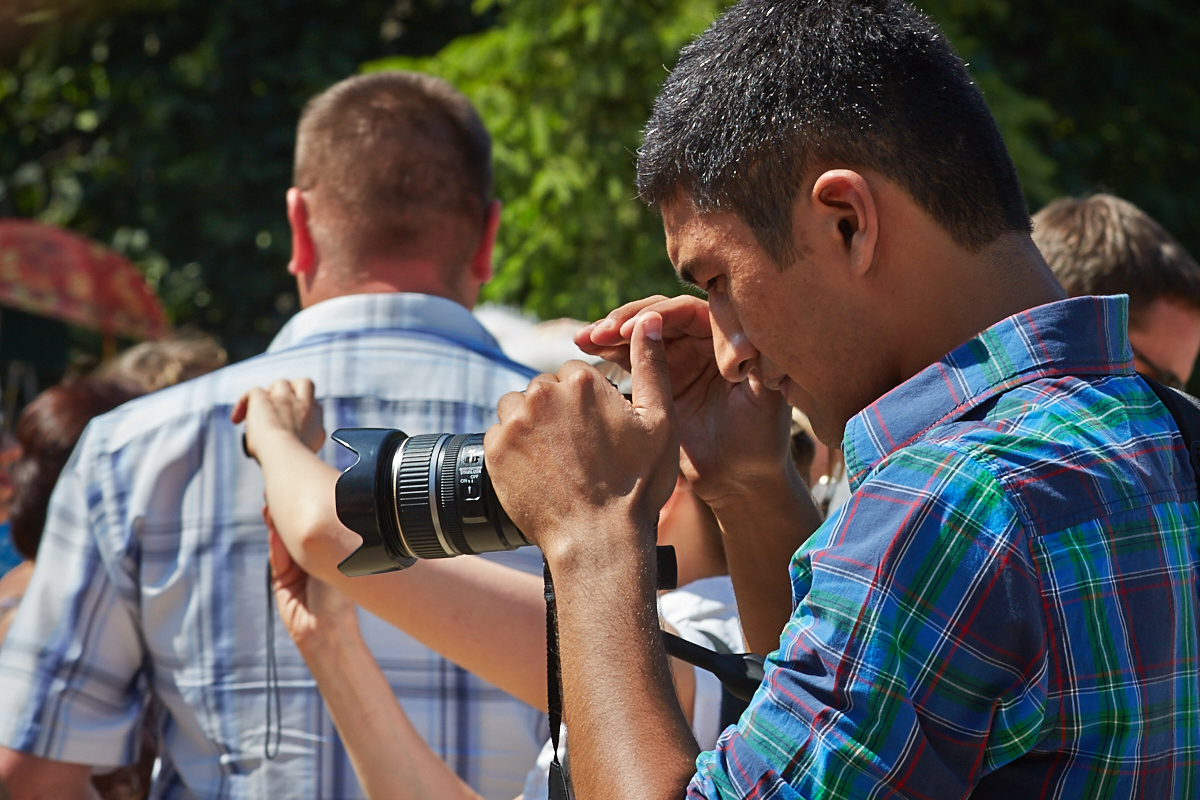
[1034, 193, 1200, 391]
[0, 71, 546, 800]
[0, 378, 141, 645]
[101, 332, 228, 392]
[0, 433, 22, 580]
[0, 333, 226, 645]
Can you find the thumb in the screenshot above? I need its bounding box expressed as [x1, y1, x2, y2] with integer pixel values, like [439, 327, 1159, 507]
[631, 312, 672, 420]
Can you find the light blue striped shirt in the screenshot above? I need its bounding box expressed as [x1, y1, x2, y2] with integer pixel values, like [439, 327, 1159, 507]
[0, 293, 548, 799]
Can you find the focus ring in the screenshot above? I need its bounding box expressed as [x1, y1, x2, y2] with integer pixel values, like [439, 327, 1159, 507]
[395, 434, 449, 559]
[438, 435, 473, 555]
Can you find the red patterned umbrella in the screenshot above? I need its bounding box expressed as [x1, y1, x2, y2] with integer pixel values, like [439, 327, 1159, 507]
[0, 219, 168, 342]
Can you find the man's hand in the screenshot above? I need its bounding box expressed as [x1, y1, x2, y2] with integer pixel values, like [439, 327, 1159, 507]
[578, 295, 822, 654]
[485, 313, 679, 567]
[575, 295, 792, 511]
[232, 378, 326, 459]
[486, 313, 699, 799]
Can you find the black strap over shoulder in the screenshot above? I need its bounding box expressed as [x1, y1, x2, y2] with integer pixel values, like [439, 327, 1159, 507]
[1141, 377, 1200, 496]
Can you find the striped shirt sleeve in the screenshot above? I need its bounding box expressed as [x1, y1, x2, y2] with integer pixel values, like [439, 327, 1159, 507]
[0, 427, 148, 767]
[690, 441, 1050, 800]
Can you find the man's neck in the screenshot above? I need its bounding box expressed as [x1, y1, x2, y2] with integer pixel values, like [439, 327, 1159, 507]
[298, 264, 472, 310]
[895, 232, 1066, 382]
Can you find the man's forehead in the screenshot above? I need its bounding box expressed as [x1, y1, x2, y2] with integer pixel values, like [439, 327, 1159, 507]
[661, 199, 760, 270]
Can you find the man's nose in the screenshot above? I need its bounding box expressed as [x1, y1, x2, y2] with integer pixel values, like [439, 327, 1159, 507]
[712, 318, 757, 383]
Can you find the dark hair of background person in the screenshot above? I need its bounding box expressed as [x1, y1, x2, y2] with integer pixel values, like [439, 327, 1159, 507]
[636, 0, 1030, 264]
[294, 71, 493, 271]
[9, 378, 142, 560]
[1032, 194, 1200, 314]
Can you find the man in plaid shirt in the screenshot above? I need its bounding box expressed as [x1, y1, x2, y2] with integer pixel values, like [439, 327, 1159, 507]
[480, 0, 1199, 798]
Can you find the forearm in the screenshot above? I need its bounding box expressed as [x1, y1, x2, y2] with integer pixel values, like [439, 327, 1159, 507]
[255, 430, 548, 708]
[549, 521, 699, 800]
[344, 561, 548, 709]
[710, 465, 820, 655]
[298, 626, 482, 800]
[256, 430, 360, 580]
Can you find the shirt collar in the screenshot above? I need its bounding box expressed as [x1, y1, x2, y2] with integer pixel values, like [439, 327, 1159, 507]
[267, 292, 500, 354]
[843, 294, 1135, 489]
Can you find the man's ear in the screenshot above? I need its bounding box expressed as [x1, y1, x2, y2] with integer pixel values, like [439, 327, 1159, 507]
[469, 199, 502, 284]
[811, 170, 878, 278]
[286, 188, 317, 278]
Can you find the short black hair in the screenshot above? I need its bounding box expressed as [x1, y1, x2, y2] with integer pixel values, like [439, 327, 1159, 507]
[637, 0, 1030, 262]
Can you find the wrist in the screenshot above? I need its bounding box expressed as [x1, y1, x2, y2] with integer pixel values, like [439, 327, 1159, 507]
[701, 462, 803, 515]
[293, 615, 364, 661]
[253, 426, 307, 459]
[539, 511, 658, 585]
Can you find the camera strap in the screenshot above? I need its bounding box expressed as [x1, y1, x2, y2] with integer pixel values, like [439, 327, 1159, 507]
[543, 556, 570, 800]
[264, 561, 282, 759]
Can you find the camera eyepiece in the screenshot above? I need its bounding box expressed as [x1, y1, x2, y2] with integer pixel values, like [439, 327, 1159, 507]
[333, 428, 529, 577]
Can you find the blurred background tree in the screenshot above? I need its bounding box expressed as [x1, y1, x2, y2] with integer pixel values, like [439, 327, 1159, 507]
[1, 0, 1198, 376]
[0, 0, 489, 364]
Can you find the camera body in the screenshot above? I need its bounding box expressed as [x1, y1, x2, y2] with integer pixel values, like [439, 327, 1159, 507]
[333, 428, 529, 577]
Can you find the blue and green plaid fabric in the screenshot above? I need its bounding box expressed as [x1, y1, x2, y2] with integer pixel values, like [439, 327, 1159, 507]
[691, 295, 1200, 799]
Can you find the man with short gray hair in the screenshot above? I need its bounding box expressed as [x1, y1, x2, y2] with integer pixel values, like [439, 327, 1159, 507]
[0, 71, 545, 800]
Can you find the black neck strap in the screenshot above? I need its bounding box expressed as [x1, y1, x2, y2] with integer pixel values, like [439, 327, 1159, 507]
[543, 556, 570, 800]
[264, 561, 282, 759]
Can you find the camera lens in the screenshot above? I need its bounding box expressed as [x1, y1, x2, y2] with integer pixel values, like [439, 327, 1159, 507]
[332, 429, 530, 576]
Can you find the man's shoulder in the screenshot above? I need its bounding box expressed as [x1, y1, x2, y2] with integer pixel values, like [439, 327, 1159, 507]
[917, 372, 1189, 535]
[91, 331, 537, 454]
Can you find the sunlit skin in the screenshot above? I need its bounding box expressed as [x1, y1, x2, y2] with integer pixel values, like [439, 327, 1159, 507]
[1129, 295, 1200, 387]
[653, 170, 1066, 446]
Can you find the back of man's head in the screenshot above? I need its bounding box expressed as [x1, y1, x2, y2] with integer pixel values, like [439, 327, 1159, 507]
[294, 71, 491, 279]
[1032, 194, 1200, 314]
[637, 0, 1029, 262]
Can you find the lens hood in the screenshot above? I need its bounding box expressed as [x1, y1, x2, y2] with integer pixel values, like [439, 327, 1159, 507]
[332, 428, 418, 576]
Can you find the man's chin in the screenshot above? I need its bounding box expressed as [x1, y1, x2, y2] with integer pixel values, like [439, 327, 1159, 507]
[784, 381, 845, 448]
[781, 377, 806, 412]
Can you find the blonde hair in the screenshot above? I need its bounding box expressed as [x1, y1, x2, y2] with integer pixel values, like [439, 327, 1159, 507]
[1033, 194, 1200, 313]
[103, 333, 227, 392]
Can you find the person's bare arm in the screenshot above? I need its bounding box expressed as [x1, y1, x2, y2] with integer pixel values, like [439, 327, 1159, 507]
[578, 296, 821, 653]
[707, 468, 819, 654]
[267, 524, 484, 800]
[0, 749, 98, 800]
[233, 381, 547, 710]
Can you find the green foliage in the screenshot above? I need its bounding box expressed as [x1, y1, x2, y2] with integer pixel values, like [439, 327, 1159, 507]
[0, 0, 487, 360]
[921, 0, 1200, 258]
[368, 0, 1068, 321]
[368, 0, 730, 321]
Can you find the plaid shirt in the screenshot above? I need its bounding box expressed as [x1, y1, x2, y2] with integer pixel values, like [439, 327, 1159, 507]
[0, 293, 547, 800]
[691, 295, 1200, 799]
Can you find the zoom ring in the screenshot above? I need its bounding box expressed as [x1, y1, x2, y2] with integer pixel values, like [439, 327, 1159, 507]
[395, 434, 450, 559]
[437, 435, 473, 555]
